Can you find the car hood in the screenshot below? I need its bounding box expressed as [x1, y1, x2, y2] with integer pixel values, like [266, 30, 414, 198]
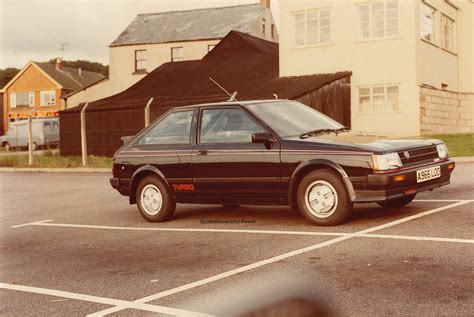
[284, 131, 442, 153]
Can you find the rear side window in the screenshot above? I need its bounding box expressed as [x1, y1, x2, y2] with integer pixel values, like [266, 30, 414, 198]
[200, 108, 264, 144]
[138, 111, 193, 145]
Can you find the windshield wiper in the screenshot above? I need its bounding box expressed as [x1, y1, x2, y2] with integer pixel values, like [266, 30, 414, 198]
[300, 127, 349, 139]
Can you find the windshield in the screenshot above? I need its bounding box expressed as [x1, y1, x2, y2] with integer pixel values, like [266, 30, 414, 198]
[246, 101, 344, 138]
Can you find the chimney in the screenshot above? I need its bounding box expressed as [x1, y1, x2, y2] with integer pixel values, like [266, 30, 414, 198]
[260, 0, 270, 8]
[78, 67, 82, 77]
[55, 57, 63, 71]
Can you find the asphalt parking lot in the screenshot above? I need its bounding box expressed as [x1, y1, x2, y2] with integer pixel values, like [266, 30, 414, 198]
[1, 162, 473, 316]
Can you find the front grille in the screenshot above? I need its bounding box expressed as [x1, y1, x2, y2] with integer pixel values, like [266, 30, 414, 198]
[398, 145, 439, 165]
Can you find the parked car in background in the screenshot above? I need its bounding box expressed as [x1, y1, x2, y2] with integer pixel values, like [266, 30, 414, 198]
[110, 100, 455, 226]
[0, 118, 59, 151]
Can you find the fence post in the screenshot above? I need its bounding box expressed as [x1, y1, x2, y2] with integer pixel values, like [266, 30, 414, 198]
[80, 103, 89, 167]
[27, 108, 36, 166]
[145, 97, 153, 128]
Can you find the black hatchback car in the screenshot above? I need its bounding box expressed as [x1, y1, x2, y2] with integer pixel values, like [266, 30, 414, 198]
[110, 100, 454, 226]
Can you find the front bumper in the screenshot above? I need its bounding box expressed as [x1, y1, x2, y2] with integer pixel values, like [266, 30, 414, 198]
[351, 159, 454, 203]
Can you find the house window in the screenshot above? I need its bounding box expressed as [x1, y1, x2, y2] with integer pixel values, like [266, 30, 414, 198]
[294, 8, 331, 47]
[271, 24, 276, 39]
[261, 18, 266, 34]
[441, 14, 455, 52]
[29, 92, 35, 107]
[208, 44, 216, 52]
[358, 0, 398, 40]
[134, 50, 146, 72]
[10, 92, 31, 108]
[40, 90, 56, 106]
[358, 85, 399, 113]
[420, 2, 436, 43]
[10, 93, 16, 108]
[171, 47, 184, 62]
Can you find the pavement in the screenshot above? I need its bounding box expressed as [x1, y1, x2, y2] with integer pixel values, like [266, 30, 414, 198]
[0, 162, 473, 316]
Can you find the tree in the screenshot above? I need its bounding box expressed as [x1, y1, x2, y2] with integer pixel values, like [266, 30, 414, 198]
[0, 68, 20, 89]
[48, 59, 109, 76]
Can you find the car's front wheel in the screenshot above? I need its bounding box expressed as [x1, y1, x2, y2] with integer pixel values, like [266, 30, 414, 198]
[297, 169, 352, 226]
[136, 175, 176, 222]
[377, 194, 416, 208]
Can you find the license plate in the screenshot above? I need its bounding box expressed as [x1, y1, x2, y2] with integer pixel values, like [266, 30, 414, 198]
[416, 166, 441, 183]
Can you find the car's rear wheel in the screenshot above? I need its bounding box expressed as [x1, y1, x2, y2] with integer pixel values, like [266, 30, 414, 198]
[3, 142, 11, 152]
[297, 169, 352, 226]
[377, 194, 416, 208]
[136, 175, 176, 222]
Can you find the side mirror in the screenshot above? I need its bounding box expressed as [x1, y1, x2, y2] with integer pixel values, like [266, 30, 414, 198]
[121, 135, 134, 145]
[252, 133, 275, 149]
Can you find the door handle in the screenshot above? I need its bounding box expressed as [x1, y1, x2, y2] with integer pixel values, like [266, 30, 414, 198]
[197, 150, 208, 155]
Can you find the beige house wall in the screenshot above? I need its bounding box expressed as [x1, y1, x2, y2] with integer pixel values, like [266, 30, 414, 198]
[279, 0, 473, 136]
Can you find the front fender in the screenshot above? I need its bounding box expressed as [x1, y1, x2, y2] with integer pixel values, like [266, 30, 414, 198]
[288, 159, 356, 205]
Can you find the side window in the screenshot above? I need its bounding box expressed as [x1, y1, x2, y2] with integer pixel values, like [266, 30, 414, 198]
[200, 108, 264, 144]
[138, 111, 193, 145]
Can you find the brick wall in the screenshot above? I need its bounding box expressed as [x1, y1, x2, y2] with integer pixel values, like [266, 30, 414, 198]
[420, 86, 474, 135]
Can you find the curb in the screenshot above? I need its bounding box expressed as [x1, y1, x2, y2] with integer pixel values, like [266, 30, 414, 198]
[453, 157, 474, 163]
[0, 167, 110, 173]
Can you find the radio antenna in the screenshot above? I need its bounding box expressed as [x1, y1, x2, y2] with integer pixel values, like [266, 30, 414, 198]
[209, 77, 239, 102]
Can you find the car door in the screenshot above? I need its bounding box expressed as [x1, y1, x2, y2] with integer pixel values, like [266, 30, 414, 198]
[128, 109, 197, 199]
[191, 106, 282, 202]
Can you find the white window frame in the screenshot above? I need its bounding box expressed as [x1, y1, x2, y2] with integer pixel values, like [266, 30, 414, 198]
[29, 91, 35, 107]
[358, 84, 400, 114]
[441, 14, 456, 53]
[40, 90, 56, 107]
[10, 93, 16, 108]
[171, 47, 184, 62]
[420, 2, 436, 44]
[134, 50, 147, 72]
[357, 0, 399, 41]
[293, 8, 332, 47]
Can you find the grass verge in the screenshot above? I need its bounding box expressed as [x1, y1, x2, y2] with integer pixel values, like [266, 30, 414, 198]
[426, 133, 474, 157]
[0, 150, 112, 168]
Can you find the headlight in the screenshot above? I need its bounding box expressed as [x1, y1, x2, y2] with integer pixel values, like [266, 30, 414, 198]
[372, 153, 402, 170]
[436, 143, 449, 159]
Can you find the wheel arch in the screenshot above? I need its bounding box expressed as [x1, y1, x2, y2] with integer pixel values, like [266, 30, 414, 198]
[288, 159, 356, 207]
[129, 165, 169, 204]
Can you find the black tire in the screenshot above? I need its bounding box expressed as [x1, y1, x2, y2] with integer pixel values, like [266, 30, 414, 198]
[27, 142, 37, 151]
[3, 142, 11, 152]
[136, 175, 176, 222]
[377, 194, 416, 208]
[297, 169, 352, 226]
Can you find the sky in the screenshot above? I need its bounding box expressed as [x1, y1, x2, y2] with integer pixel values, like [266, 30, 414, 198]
[0, 0, 280, 69]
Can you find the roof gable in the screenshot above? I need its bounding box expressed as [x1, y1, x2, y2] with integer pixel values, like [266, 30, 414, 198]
[35, 62, 105, 91]
[110, 4, 263, 47]
[1, 61, 62, 92]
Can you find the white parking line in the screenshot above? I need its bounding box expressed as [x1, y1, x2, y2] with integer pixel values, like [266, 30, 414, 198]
[0, 283, 214, 317]
[11, 219, 52, 228]
[90, 200, 472, 316]
[16, 222, 349, 237]
[362, 233, 474, 244]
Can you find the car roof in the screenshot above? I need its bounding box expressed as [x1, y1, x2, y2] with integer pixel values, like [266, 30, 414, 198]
[173, 99, 288, 110]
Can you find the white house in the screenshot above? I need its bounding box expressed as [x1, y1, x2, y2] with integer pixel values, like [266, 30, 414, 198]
[279, 0, 473, 136]
[66, 1, 278, 109]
